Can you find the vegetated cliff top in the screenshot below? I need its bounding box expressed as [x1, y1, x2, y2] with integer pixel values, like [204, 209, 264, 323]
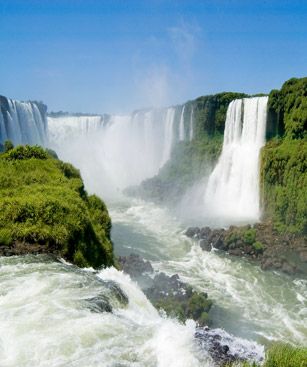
[0, 144, 113, 268]
[261, 77, 307, 234]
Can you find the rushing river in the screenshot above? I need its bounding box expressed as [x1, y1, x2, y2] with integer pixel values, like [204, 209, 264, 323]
[1, 197, 306, 367]
[1, 97, 306, 366]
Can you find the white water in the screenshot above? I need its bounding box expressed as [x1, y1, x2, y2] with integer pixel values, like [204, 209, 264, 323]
[189, 107, 194, 141]
[48, 108, 177, 197]
[111, 199, 307, 347]
[204, 97, 268, 224]
[0, 255, 211, 367]
[0, 98, 47, 145]
[179, 106, 185, 141]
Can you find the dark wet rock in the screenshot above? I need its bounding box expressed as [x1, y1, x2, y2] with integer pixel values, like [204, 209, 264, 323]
[195, 327, 263, 366]
[85, 293, 113, 313]
[118, 254, 153, 278]
[185, 222, 307, 276]
[200, 226, 211, 239]
[185, 227, 200, 238]
[0, 241, 59, 257]
[199, 239, 211, 251]
[105, 280, 129, 306]
[118, 254, 212, 326]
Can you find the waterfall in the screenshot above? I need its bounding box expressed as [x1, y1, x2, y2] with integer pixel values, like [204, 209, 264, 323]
[179, 105, 185, 141]
[189, 107, 194, 141]
[47, 115, 105, 142]
[0, 97, 47, 146]
[48, 107, 176, 197]
[204, 96, 268, 223]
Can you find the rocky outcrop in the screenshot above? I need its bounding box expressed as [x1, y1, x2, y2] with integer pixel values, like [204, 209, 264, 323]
[185, 222, 307, 275]
[118, 254, 212, 326]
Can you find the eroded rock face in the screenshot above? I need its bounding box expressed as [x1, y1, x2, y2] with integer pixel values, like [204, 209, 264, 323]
[185, 222, 307, 275]
[118, 254, 212, 326]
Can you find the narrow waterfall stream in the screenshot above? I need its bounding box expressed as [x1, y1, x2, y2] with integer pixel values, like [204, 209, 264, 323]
[204, 97, 269, 224]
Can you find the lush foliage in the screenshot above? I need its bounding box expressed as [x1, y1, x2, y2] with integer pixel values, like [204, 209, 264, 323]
[154, 287, 212, 326]
[0, 144, 113, 268]
[192, 92, 247, 138]
[268, 77, 307, 139]
[261, 77, 307, 234]
[225, 227, 264, 254]
[134, 134, 223, 203]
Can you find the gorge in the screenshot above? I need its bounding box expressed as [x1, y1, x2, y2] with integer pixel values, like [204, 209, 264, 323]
[0, 77, 306, 366]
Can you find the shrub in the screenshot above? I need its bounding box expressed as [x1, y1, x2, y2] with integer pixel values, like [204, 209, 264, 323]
[243, 228, 256, 245]
[252, 241, 264, 254]
[4, 140, 14, 152]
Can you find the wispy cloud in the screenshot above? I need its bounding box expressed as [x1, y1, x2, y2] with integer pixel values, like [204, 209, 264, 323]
[133, 20, 203, 109]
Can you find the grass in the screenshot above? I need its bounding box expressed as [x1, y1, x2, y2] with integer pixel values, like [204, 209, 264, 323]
[0, 144, 113, 268]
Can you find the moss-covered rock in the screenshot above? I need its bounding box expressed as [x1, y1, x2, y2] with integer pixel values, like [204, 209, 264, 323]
[261, 77, 307, 234]
[0, 144, 113, 268]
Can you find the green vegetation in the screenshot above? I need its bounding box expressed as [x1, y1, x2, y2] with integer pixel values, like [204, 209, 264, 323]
[232, 344, 307, 367]
[224, 227, 265, 254]
[0, 143, 113, 268]
[154, 287, 212, 326]
[261, 77, 307, 234]
[135, 134, 223, 203]
[192, 92, 247, 139]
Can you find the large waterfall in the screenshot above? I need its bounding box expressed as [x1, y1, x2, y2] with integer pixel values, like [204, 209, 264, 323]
[48, 108, 184, 197]
[0, 96, 47, 146]
[204, 96, 268, 224]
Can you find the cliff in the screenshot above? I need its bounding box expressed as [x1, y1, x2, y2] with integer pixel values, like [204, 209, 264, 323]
[261, 77, 307, 234]
[0, 144, 114, 268]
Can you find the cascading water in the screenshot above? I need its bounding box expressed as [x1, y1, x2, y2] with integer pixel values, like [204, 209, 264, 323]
[0, 97, 47, 145]
[179, 105, 185, 141]
[48, 108, 177, 197]
[189, 107, 194, 141]
[204, 96, 268, 224]
[2, 94, 306, 367]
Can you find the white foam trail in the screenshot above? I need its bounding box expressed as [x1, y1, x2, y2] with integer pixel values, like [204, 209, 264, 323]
[204, 97, 268, 224]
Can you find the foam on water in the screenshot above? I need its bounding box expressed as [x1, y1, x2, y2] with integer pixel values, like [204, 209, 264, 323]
[111, 200, 307, 347]
[0, 256, 211, 367]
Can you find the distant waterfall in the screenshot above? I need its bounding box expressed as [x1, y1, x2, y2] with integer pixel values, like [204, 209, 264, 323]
[47, 115, 105, 142]
[0, 97, 47, 146]
[204, 96, 268, 223]
[189, 107, 194, 141]
[179, 106, 185, 141]
[48, 108, 176, 197]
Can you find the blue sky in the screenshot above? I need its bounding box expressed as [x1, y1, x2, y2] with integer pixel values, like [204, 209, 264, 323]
[0, 0, 306, 113]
